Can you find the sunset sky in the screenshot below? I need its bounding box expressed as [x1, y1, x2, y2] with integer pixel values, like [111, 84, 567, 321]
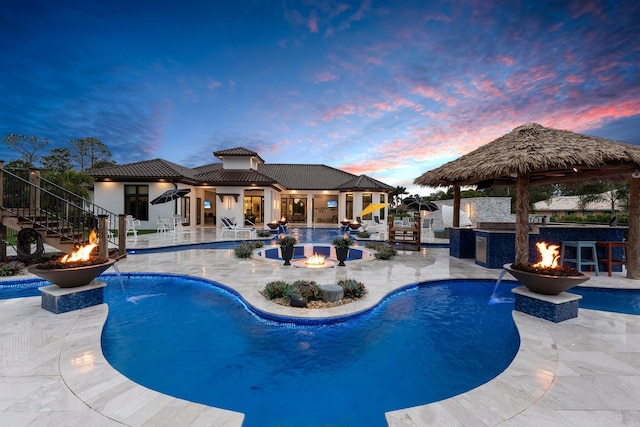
[2, 0, 639, 195]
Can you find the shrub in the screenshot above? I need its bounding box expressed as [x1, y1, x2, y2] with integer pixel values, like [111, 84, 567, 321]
[365, 241, 384, 250]
[337, 279, 367, 299]
[257, 230, 272, 238]
[0, 260, 25, 276]
[375, 245, 398, 260]
[290, 279, 322, 301]
[357, 231, 371, 238]
[234, 241, 264, 258]
[263, 281, 290, 299]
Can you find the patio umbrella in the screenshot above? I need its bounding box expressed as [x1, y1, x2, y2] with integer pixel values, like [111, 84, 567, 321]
[150, 188, 191, 205]
[357, 203, 389, 218]
[402, 197, 438, 212]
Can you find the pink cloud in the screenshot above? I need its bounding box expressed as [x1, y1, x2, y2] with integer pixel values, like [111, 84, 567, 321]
[321, 103, 359, 121]
[570, 0, 604, 19]
[566, 75, 585, 84]
[410, 84, 444, 101]
[311, 71, 339, 83]
[339, 158, 404, 176]
[308, 10, 319, 33]
[207, 79, 222, 91]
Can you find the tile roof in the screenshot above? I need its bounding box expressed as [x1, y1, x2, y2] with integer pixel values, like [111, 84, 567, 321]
[213, 147, 264, 163]
[258, 164, 357, 190]
[533, 195, 611, 212]
[90, 153, 392, 192]
[194, 168, 277, 185]
[335, 174, 395, 191]
[89, 159, 200, 181]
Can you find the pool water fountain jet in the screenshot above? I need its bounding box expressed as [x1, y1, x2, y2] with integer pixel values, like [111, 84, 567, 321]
[488, 269, 512, 304]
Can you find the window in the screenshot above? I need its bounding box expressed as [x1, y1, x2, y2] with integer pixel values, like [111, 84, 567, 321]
[362, 193, 372, 220]
[345, 194, 353, 219]
[124, 185, 149, 221]
[380, 194, 386, 220]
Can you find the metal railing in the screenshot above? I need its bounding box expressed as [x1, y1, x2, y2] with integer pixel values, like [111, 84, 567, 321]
[1, 168, 120, 251]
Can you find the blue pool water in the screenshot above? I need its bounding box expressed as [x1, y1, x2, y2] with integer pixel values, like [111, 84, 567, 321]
[100, 275, 520, 426]
[2, 275, 640, 425]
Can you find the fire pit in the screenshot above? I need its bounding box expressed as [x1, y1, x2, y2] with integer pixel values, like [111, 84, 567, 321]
[28, 230, 116, 288]
[504, 242, 590, 295]
[293, 253, 336, 268]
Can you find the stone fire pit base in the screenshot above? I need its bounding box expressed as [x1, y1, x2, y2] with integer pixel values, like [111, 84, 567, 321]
[512, 286, 582, 323]
[40, 280, 106, 314]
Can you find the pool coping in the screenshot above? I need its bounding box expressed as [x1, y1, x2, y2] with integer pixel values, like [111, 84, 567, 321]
[51, 278, 553, 426]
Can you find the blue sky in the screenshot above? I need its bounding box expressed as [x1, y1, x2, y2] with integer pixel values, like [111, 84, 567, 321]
[2, 0, 639, 195]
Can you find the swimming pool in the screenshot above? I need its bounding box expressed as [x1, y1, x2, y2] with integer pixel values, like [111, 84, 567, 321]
[100, 275, 520, 426]
[2, 275, 640, 424]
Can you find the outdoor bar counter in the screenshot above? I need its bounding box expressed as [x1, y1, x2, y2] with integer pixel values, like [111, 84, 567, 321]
[449, 223, 627, 270]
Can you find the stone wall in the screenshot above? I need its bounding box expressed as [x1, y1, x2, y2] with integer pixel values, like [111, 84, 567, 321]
[426, 197, 514, 229]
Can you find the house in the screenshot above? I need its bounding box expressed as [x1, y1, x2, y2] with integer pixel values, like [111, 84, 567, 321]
[533, 195, 614, 218]
[89, 147, 394, 230]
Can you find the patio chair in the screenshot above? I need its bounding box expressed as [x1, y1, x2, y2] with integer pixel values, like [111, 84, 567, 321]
[220, 217, 255, 239]
[125, 215, 140, 237]
[156, 215, 169, 233]
[422, 217, 434, 240]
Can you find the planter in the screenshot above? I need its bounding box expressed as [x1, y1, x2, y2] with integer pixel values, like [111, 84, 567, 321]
[503, 263, 590, 295]
[335, 247, 349, 266]
[281, 246, 294, 266]
[28, 258, 116, 288]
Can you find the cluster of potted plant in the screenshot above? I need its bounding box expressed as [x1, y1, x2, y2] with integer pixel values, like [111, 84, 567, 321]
[262, 278, 367, 308]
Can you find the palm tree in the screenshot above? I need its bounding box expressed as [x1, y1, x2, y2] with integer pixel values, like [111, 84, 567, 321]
[577, 182, 629, 214]
[391, 186, 409, 207]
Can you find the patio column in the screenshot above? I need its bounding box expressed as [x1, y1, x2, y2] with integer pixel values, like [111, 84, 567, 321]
[627, 173, 640, 279]
[307, 194, 313, 227]
[515, 173, 530, 265]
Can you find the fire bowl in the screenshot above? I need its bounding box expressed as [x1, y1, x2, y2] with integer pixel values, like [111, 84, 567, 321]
[503, 263, 590, 295]
[28, 258, 116, 288]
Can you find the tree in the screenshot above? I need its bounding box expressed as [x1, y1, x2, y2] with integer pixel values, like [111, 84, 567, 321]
[577, 182, 630, 214]
[390, 186, 408, 207]
[1, 134, 49, 166]
[70, 137, 112, 171]
[4, 159, 31, 170]
[41, 147, 73, 173]
[88, 159, 117, 170]
[41, 169, 93, 201]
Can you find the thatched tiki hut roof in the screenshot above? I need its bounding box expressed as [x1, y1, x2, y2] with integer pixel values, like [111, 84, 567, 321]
[414, 123, 640, 279]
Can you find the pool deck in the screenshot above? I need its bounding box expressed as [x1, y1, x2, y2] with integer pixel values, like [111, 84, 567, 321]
[1, 228, 640, 426]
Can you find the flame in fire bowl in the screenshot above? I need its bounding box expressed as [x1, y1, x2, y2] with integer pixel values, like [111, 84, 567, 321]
[503, 263, 590, 295]
[28, 258, 116, 288]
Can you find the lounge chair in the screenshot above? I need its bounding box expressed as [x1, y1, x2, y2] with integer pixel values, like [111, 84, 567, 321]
[220, 217, 255, 239]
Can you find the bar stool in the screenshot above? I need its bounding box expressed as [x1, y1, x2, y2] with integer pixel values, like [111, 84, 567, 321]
[596, 241, 627, 276]
[560, 241, 599, 276]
